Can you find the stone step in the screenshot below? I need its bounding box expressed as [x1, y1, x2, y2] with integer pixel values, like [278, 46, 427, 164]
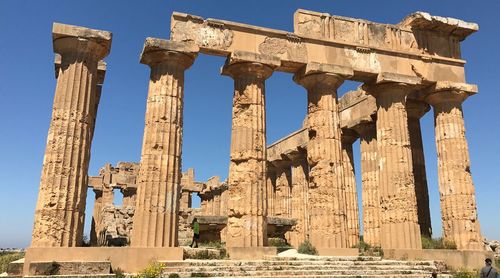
[162, 264, 437, 273]
[25, 275, 116, 278]
[265, 256, 382, 261]
[160, 259, 437, 267]
[162, 268, 436, 276]
[28, 261, 112, 276]
[161, 272, 452, 278]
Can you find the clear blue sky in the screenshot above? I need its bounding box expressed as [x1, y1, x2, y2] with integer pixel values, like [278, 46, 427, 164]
[0, 0, 498, 248]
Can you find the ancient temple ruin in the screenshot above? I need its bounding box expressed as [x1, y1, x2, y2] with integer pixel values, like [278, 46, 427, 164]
[25, 8, 488, 273]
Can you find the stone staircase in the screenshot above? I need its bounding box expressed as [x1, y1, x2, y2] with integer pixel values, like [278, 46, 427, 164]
[160, 256, 451, 277]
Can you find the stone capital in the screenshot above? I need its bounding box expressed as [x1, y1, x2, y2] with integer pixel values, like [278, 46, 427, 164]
[271, 159, 292, 169]
[221, 51, 279, 80]
[341, 128, 358, 145]
[424, 82, 477, 106]
[293, 62, 353, 91]
[54, 54, 107, 84]
[406, 100, 430, 119]
[140, 38, 198, 69]
[52, 22, 112, 60]
[352, 122, 376, 137]
[363, 72, 422, 97]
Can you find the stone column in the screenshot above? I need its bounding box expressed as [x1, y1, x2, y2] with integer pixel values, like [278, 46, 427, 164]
[287, 150, 309, 248]
[266, 165, 276, 216]
[122, 187, 137, 207]
[131, 39, 198, 247]
[364, 75, 422, 250]
[354, 122, 380, 247]
[31, 23, 111, 247]
[406, 100, 432, 238]
[180, 190, 191, 211]
[272, 160, 292, 217]
[90, 187, 103, 246]
[425, 83, 482, 250]
[222, 52, 278, 247]
[341, 128, 360, 247]
[294, 63, 353, 249]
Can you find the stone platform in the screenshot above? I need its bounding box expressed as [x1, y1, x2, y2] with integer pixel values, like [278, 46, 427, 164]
[159, 256, 450, 277]
[23, 247, 183, 274]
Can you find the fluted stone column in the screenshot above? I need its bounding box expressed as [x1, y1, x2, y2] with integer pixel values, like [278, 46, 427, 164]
[90, 188, 103, 246]
[131, 39, 198, 247]
[364, 76, 422, 250]
[180, 190, 191, 211]
[354, 123, 381, 247]
[294, 63, 353, 249]
[222, 52, 278, 247]
[31, 23, 111, 247]
[341, 129, 360, 247]
[266, 165, 277, 216]
[273, 160, 292, 217]
[426, 84, 482, 250]
[407, 100, 432, 238]
[287, 150, 309, 248]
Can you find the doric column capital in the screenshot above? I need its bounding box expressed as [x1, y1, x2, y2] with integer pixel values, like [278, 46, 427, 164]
[271, 159, 292, 170]
[52, 23, 112, 60]
[140, 38, 198, 69]
[341, 128, 358, 145]
[55, 54, 107, 83]
[363, 72, 422, 98]
[424, 82, 477, 107]
[352, 122, 376, 137]
[284, 148, 307, 164]
[221, 51, 279, 80]
[293, 62, 353, 91]
[406, 99, 430, 119]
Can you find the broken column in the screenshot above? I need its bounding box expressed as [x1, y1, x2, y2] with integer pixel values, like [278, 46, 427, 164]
[341, 128, 360, 247]
[354, 122, 381, 247]
[286, 150, 309, 248]
[425, 82, 483, 250]
[294, 63, 353, 249]
[31, 23, 111, 247]
[131, 39, 198, 247]
[406, 99, 432, 238]
[363, 73, 422, 250]
[222, 51, 279, 247]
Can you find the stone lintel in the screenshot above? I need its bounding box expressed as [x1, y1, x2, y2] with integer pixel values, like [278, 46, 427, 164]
[267, 216, 297, 226]
[190, 215, 228, 225]
[283, 147, 307, 162]
[140, 38, 199, 66]
[399, 11, 479, 41]
[88, 176, 103, 188]
[270, 159, 291, 169]
[376, 72, 422, 85]
[301, 62, 354, 78]
[52, 22, 112, 58]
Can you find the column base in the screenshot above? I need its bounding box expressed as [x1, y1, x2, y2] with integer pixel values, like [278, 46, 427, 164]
[23, 247, 184, 274]
[226, 247, 278, 260]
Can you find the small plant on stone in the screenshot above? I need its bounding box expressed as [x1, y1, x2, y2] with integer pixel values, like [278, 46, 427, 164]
[297, 240, 318, 255]
[137, 261, 165, 278]
[421, 236, 457, 250]
[268, 237, 292, 252]
[112, 267, 126, 278]
[0, 251, 25, 273]
[42, 261, 60, 275]
[452, 268, 479, 278]
[168, 274, 180, 278]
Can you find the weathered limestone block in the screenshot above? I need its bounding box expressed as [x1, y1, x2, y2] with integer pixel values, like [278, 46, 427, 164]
[131, 39, 198, 247]
[354, 122, 381, 247]
[32, 23, 111, 247]
[286, 150, 309, 248]
[222, 51, 279, 247]
[407, 100, 432, 238]
[97, 205, 135, 246]
[364, 74, 422, 250]
[425, 82, 482, 250]
[294, 63, 353, 249]
[341, 128, 360, 247]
